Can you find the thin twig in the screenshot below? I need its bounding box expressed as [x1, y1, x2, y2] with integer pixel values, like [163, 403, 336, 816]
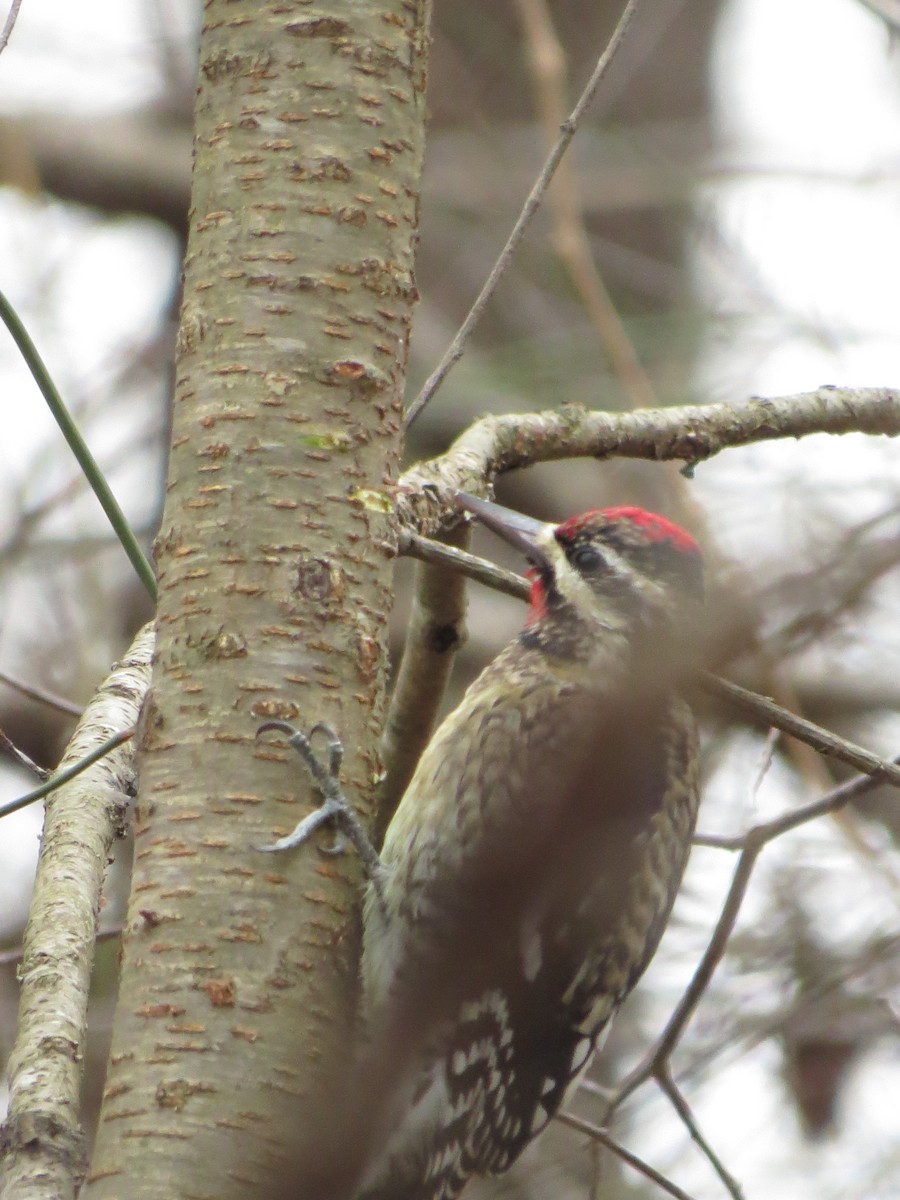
[0, 288, 157, 599]
[608, 844, 761, 1114]
[0, 0, 23, 56]
[557, 1111, 698, 1200]
[0, 727, 48, 779]
[0, 667, 83, 717]
[613, 755, 900, 1113]
[0, 728, 135, 821]
[514, 0, 657, 411]
[655, 1068, 745, 1200]
[403, 0, 643, 429]
[763, 506, 900, 659]
[752, 669, 900, 907]
[670, 930, 900, 1095]
[398, 528, 528, 600]
[703, 675, 900, 790]
[749, 726, 779, 804]
[695, 752, 900, 852]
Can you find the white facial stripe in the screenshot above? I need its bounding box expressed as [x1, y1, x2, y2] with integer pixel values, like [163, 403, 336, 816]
[538, 532, 638, 623]
[542, 523, 686, 634]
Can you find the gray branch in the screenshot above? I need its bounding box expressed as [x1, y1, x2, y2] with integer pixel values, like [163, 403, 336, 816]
[396, 388, 900, 535]
[0, 625, 154, 1200]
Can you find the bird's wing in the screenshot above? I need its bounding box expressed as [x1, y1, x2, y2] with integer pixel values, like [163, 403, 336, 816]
[359, 674, 697, 1199]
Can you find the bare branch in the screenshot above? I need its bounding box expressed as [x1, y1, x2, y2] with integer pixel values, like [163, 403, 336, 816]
[0, 726, 48, 779]
[607, 752, 900, 1128]
[608, 844, 760, 1115]
[396, 389, 900, 535]
[557, 1110, 699, 1200]
[696, 752, 900, 852]
[601, 763, 899, 1120]
[404, 0, 644, 429]
[0, 667, 83, 718]
[705, 676, 900, 790]
[398, 528, 528, 601]
[514, 0, 657, 411]
[0, 0, 23, 57]
[655, 1069, 746, 1200]
[379, 522, 471, 839]
[0, 729, 135, 821]
[0, 625, 153, 1200]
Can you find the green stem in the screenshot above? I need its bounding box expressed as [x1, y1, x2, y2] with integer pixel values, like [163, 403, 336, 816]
[0, 287, 157, 600]
[0, 728, 135, 820]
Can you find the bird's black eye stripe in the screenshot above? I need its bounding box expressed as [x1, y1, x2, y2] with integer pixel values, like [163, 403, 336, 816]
[560, 525, 703, 600]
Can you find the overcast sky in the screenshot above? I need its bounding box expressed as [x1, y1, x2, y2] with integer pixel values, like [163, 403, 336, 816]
[0, 2, 898, 1193]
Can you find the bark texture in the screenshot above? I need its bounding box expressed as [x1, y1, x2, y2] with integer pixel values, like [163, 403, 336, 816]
[86, 3, 430, 1196]
[0, 627, 154, 1200]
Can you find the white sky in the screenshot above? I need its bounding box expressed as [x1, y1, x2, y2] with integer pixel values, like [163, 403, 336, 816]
[703, 0, 900, 390]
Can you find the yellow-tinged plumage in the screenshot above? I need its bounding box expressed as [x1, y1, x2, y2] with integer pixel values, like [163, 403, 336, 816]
[353, 497, 703, 1200]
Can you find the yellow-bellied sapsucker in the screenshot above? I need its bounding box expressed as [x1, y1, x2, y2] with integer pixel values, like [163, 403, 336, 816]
[260, 492, 703, 1200]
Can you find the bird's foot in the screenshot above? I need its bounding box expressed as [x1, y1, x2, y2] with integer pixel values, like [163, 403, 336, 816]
[255, 721, 384, 897]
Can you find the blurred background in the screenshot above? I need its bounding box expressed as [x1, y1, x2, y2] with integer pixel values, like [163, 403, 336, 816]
[0, 1, 898, 1197]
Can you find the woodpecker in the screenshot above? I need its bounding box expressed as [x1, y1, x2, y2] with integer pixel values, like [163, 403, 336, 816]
[260, 493, 703, 1200]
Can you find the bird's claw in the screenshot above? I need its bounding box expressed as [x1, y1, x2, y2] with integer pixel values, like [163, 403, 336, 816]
[256, 721, 351, 853]
[308, 721, 344, 778]
[256, 719, 384, 900]
[319, 832, 348, 857]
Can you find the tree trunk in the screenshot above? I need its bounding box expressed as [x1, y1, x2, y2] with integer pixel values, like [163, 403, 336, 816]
[86, 2, 431, 1196]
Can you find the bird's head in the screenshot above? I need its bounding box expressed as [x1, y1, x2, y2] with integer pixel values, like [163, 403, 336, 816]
[455, 492, 703, 649]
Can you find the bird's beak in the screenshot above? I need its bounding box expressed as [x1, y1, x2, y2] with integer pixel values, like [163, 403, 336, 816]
[454, 492, 553, 572]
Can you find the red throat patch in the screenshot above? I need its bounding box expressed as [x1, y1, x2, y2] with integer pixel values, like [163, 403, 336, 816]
[525, 568, 549, 625]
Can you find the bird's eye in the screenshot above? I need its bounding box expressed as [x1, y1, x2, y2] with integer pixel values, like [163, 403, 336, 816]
[570, 544, 603, 572]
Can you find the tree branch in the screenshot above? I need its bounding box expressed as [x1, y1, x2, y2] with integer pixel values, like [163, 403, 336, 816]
[378, 523, 471, 841]
[702, 676, 900, 789]
[0, 625, 153, 1200]
[404, 0, 644, 429]
[603, 752, 900, 1127]
[0, 0, 23, 57]
[557, 1110, 699, 1200]
[0, 666, 83, 717]
[395, 389, 900, 535]
[514, 0, 658, 411]
[655, 1068, 745, 1200]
